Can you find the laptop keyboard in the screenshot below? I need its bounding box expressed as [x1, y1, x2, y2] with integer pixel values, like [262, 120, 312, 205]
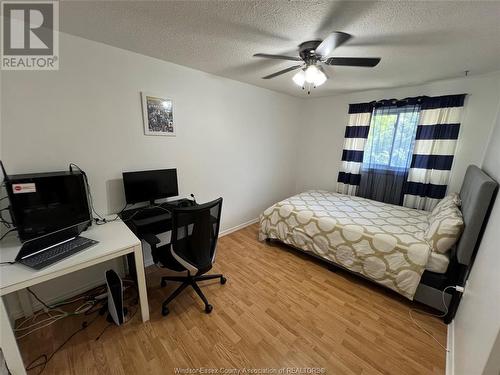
[19, 236, 98, 270]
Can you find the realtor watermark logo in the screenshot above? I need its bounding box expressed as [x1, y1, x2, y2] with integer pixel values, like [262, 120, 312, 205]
[1, 0, 59, 70]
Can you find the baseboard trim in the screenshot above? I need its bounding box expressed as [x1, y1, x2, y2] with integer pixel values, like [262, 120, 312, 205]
[219, 218, 259, 237]
[142, 218, 259, 268]
[446, 321, 455, 375]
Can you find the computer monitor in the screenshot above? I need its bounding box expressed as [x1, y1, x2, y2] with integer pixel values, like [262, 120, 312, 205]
[5, 170, 92, 241]
[122, 168, 178, 204]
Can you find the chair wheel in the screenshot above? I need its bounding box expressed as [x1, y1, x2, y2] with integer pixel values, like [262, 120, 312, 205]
[205, 304, 213, 314]
[220, 276, 227, 285]
[162, 306, 169, 316]
[160, 279, 167, 288]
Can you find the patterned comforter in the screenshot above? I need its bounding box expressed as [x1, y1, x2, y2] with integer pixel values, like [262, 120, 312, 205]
[259, 191, 432, 299]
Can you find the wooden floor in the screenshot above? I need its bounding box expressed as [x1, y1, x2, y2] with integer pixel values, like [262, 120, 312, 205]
[19, 224, 447, 374]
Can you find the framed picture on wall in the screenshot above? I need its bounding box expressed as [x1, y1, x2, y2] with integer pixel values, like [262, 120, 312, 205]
[141, 92, 175, 136]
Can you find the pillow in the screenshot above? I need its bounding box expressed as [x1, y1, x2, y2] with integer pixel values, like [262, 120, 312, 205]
[428, 193, 461, 220]
[433, 193, 461, 211]
[425, 203, 464, 254]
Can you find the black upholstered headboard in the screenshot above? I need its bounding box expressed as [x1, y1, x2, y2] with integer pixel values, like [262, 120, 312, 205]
[456, 165, 498, 266]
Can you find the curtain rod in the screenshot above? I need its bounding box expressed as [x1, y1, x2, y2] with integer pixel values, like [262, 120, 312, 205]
[369, 96, 428, 105]
[368, 93, 468, 106]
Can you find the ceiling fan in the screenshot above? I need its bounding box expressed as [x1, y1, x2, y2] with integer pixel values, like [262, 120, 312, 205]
[253, 31, 381, 94]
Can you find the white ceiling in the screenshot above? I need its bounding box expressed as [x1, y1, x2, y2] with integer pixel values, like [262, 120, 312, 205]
[60, 0, 500, 98]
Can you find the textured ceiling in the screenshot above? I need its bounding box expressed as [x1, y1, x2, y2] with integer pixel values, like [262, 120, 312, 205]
[59, 0, 500, 98]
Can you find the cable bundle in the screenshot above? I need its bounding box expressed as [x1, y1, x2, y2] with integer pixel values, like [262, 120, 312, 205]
[16, 287, 106, 340]
[20, 281, 138, 374]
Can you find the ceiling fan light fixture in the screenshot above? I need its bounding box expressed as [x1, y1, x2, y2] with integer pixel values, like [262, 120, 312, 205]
[314, 70, 327, 86]
[304, 65, 320, 83]
[303, 65, 327, 87]
[292, 70, 306, 87]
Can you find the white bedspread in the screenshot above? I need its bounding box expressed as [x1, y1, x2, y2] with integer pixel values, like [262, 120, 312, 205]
[259, 190, 432, 299]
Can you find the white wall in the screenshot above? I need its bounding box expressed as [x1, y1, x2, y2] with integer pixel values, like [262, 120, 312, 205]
[0, 32, 302, 315]
[2, 33, 302, 227]
[452, 94, 500, 375]
[295, 72, 500, 196]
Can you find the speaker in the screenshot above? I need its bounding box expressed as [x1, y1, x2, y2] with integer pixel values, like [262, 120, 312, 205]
[105, 269, 124, 325]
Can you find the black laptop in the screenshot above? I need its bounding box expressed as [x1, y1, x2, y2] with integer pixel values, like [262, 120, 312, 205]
[16, 223, 98, 270]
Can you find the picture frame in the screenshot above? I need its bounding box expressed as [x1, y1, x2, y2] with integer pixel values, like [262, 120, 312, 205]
[141, 92, 175, 136]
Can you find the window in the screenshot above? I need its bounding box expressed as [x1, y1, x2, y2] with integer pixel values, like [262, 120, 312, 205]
[362, 106, 420, 171]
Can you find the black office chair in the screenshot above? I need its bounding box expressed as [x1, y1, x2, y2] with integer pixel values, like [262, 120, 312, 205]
[143, 197, 226, 316]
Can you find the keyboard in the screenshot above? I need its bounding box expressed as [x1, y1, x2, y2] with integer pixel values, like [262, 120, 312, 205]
[120, 199, 196, 228]
[18, 236, 99, 270]
[132, 207, 171, 220]
[161, 199, 195, 209]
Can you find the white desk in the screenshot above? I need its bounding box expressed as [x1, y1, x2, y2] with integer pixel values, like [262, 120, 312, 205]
[0, 221, 150, 375]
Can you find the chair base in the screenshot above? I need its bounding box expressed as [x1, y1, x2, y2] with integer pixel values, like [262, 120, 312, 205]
[160, 274, 226, 316]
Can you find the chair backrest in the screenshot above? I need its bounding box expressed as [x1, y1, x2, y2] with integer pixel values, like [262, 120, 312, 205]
[170, 197, 223, 273]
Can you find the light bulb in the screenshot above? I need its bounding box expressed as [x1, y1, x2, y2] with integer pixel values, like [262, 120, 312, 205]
[292, 70, 305, 87]
[304, 65, 320, 83]
[313, 70, 327, 86]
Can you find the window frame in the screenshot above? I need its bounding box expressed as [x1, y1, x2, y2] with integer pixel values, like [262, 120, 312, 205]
[362, 106, 420, 173]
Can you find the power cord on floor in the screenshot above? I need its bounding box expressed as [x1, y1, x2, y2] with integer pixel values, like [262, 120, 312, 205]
[25, 313, 100, 375]
[409, 285, 463, 352]
[23, 282, 138, 373]
[94, 304, 138, 342]
[94, 322, 113, 341]
[22, 287, 110, 374]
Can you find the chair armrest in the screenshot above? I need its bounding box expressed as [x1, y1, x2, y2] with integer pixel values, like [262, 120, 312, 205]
[142, 233, 161, 247]
[142, 233, 165, 264]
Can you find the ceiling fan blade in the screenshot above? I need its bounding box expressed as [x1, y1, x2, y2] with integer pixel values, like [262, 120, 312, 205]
[262, 65, 302, 79]
[253, 53, 302, 61]
[325, 57, 381, 67]
[315, 31, 352, 57]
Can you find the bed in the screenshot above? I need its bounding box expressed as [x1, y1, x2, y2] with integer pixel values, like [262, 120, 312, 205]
[259, 165, 497, 322]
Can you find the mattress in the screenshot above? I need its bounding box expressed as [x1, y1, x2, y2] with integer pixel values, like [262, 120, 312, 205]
[426, 251, 450, 274]
[259, 190, 433, 299]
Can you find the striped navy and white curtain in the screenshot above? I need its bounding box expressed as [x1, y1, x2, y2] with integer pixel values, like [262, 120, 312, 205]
[337, 103, 373, 195]
[403, 94, 467, 210]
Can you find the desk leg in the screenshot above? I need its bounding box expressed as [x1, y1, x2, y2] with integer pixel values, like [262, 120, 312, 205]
[126, 252, 137, 281]
[0, 297, 27, 375]
[133, 245, 150, 322]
